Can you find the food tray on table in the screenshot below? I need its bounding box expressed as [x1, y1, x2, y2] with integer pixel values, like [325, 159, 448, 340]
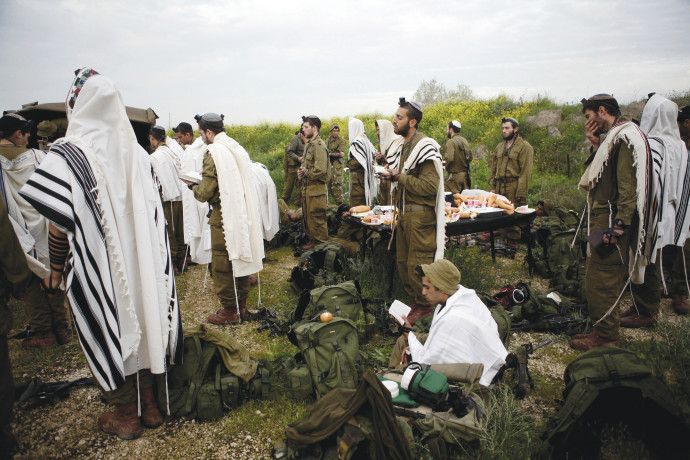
[472, 207, 505, 218]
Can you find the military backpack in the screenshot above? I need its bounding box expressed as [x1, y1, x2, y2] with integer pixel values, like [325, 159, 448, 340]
[288, 317, 362, 399]
[541, 346, 689, 459]
[290, 241, 348, 291]
[155, 327, 270, 422]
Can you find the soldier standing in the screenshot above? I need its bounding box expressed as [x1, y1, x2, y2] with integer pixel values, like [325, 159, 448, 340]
[380, 98, 443, 323]
[570, 94, 647, 350]
[326, 123, 347, 205]
[282, 127, 305, 205]
[444, 120, 472, 193]
[489, 117, 534, 245]
[299, 115, 330, 250]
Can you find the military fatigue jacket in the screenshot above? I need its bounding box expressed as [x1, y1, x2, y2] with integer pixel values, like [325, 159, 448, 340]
[394, 131, 439, 209]
[489, 135, 534, 199]
[327, 135, 347, 163]
[444, 134, 472, 173]
[193, 150, 223, 226]
[585, 121, 637, 227]
[285, 135, 305, 167]
[304, 135, 330, 194]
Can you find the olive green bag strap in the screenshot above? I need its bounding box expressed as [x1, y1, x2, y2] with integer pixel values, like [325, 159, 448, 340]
[185, 336, 204, 414]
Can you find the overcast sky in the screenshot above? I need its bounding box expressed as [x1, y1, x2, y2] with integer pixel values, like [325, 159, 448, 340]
[1, 0, 688, 127]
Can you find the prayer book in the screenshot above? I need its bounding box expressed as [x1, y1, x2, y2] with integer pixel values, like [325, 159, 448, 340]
[389, 300, 411, 325]
[179, 171, 202, 184]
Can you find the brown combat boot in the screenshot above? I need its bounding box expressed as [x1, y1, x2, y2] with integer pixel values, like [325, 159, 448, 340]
[569, 333, 619, 351]
[140, 387, 163, 428]
[98, 402, 143, 440]
[301, 240, 316, 251]
[22, 332, 57, 349]
[672, 294, 690, 314]
[620, 308, 657, 328]
[54, 325, 70, 345]
[238, 301, 251, 320]
[208, 307, 240, 325]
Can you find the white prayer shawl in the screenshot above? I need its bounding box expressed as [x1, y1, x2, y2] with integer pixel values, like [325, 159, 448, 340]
[150, 143, 183, 202]
[0, 148, 50, 278]
[251, 161, 280, 241]
[379, 119, 404, 171]
[408, 285, 507, 387]
[579, 121, 653, 283]
[641, 95, 690, 248]
[19, 72, 183, 391]
[208, 132, 264, 277]
[181, 137, 211, 264]
[348, 117, 378, 207]
[390, 135, 446, 260]
[167, 136, 185, 162]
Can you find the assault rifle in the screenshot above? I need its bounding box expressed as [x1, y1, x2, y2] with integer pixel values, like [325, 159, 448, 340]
[515, 338, 552, 398]
[512, 315, 588, 335]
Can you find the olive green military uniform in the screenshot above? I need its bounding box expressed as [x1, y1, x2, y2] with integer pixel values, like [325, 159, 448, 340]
[192, 152, 249, 311]
[282, 135, 305, 205]
[0, 198, 32, 444]
[662, 242, 690, 297]
[326, 135, 347, 205]
[393, 132, 440, 307]
[489, 135, 534, 240]
[162, 200, 185, 268]
[444, 133, 472, 193]
[346, 147, 366, 207]
[583, 123, 638, 340]
[0, 145, 68, 336]
[302, 135, 330, 244]
[102, 370, 153, 405]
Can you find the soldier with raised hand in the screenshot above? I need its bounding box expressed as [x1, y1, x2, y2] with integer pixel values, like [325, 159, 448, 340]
[299, 115, 330, 250]
[570, 94, 650, 351]
[326, 123, 347, 205]
[444, 120, 472, 193]
[489, 117, 534, 246]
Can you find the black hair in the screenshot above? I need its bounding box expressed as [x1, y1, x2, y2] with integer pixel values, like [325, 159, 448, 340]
[581, 95, 621, 117]
[149, 126, 166, 142]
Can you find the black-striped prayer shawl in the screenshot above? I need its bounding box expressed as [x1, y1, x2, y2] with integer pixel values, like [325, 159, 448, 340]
[674, 147, 690, 246]
[349, 137, 377, 206]
[20, 142, 183, 391]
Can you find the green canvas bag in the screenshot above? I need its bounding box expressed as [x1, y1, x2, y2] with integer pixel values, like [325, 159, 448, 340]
[541, 346, 689, 459]
[155, 325, 266, 421]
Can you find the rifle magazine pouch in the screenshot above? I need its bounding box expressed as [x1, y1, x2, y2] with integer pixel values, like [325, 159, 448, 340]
[216, 365, 240, 408]
[196, 381, 223, 422]
[287, 363, 313, 399]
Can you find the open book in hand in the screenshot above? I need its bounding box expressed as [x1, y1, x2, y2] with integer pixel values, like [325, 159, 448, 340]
[179, 171, 202, 184]
[388, 300, 411, 325]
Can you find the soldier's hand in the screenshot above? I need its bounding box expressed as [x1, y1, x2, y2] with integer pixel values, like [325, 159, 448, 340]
[602, 227, 624, 245]
[298, 156, 303, 163]
[585, 119, 601, 151]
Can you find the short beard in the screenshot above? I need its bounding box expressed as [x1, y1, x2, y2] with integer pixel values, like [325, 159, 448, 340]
[394, 123, 410, 137]
[503, 131, 516, 141]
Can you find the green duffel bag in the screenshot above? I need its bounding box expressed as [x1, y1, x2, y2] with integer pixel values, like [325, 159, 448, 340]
[291, 317, 361, 398]
[401, 363, 449, 410]
[541, 346, 689, 459]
